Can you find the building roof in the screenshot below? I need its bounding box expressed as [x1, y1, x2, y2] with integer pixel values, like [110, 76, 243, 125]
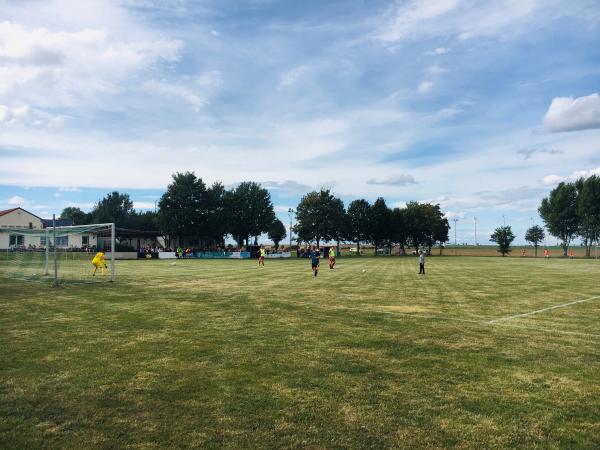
[0, 207, 42, 221]
[0, 207, 20, 217]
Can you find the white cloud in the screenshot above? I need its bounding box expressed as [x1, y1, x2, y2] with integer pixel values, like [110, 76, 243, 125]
[0, 104, 29, 124]
[278, 65, 310, 88]
[0, 19, 182, 108]
[516, 148, 562, 159]
[140, 71, 222, 111]
[141, 80, 206, 111]
[367, 174, 419, 186]
[542, 167, 600, 186]
[8, 195, 27, 205]
[58, 186, 82, 192]
[444, 211, 465, 220]
[261, 180, 313, 196]
[541, 174, 563, 186]
[133, 201, 156, 210]
[426, 47, 451, 55]
[418, 81, 433, 93]
[423, 186, 548, 212]
[427, 64, 448, 74]
[543, 93, 600, 133]
[375, 0, 462, 43]
[61, 200, 94, 211]
[373, 0, 545, 46]
[0, 103, 65, 128]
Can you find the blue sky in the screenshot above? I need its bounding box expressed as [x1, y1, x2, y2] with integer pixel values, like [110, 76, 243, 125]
[1, 0, 600, 244]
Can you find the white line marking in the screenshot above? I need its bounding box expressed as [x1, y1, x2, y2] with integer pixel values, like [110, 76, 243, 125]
[268, 298, 600, 338]
[488, 295, 600, 324]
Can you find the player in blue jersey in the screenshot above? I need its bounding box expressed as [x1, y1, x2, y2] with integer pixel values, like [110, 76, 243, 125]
[310, 246, 320, 277]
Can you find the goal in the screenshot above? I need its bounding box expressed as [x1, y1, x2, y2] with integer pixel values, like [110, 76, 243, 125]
[0, 222, 115, 284]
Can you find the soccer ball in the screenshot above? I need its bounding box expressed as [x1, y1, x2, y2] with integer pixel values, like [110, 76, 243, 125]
[362, 269, 366, 273]
[171, 262, 177, 266]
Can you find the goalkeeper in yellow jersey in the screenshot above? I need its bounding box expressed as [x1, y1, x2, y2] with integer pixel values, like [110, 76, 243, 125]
[92, 250, 107, 276]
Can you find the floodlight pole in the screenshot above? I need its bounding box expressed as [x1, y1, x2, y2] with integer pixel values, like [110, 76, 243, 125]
[453, 218, 458, 244]
[474, 216, 478, 246]
[288, 208, 294, 249]
[53, 214, 58, 286]
[44, 228, 49, 276]
[111, 223, 116, 282]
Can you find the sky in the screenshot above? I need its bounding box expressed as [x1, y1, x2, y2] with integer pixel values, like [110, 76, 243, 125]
[1, 0, 599, 245]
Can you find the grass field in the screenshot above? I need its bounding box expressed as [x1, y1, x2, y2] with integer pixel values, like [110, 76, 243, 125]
[1, 256, 599, 449]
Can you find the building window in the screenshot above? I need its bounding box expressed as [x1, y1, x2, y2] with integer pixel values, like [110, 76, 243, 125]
[40, 236, 47, 246]
[82, 236, 89, 246]
[55, 236, 69, 247]
[29, 222, 33, 229]
[9, 235, 24, 246]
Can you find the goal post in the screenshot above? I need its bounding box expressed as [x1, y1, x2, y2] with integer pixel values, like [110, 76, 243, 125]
[0, 222, 116, 284]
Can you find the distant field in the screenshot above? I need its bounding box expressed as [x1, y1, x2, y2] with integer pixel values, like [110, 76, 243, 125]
[1, 257, 599, 448]
[440, 245, 598, 258]
[343, 245, 599, 258]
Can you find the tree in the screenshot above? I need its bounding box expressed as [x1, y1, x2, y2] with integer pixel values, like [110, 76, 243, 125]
[490, 225, 515, 256]
[404, 201, 428, 253]
[124, 210, 159, 230]
[268, 219, 287, 250]
[432, 213, 450, 255]
[295, 190, 345, 247]
[91, 191, 134, 226]
[422, 204, 449, 254]
[344, 199, 371, 254]
[576, 175, 600, 257]
[204, 182, 228, 246]
[225, 182, 275, 246]
[158, 172, 208, 248]
[390, 207, 408, 254]
[59, 206, 89, 225]
[538, 182, 579, 256]
[525, 225, 545, 257]
[369, 197, 392, 255]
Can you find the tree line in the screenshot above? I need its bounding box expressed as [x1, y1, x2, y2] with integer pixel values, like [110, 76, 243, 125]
[538, 175, 600, 257]
[489, 175, 600, 257]
[294, 191, 450, 254]
[59, 171, 600, 256]
[59, 171, 450, 253]
[60, 172, 287, 249]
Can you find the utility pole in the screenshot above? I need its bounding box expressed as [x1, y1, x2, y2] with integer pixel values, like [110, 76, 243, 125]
[288, 208, 294, 249]
[52, 214, 57, 286]
[453, 218, 458, 244]
[474, 216, 478, 245]
[502, 214, 505, 227]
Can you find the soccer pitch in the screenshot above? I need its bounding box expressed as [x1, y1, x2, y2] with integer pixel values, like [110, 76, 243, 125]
[1, 257, 599, 448]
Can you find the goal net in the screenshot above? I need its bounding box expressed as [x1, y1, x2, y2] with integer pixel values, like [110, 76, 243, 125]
[0, 223, 115, 284]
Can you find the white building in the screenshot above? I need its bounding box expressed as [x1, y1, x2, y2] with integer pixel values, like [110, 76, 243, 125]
[0, 207, 96, 250]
